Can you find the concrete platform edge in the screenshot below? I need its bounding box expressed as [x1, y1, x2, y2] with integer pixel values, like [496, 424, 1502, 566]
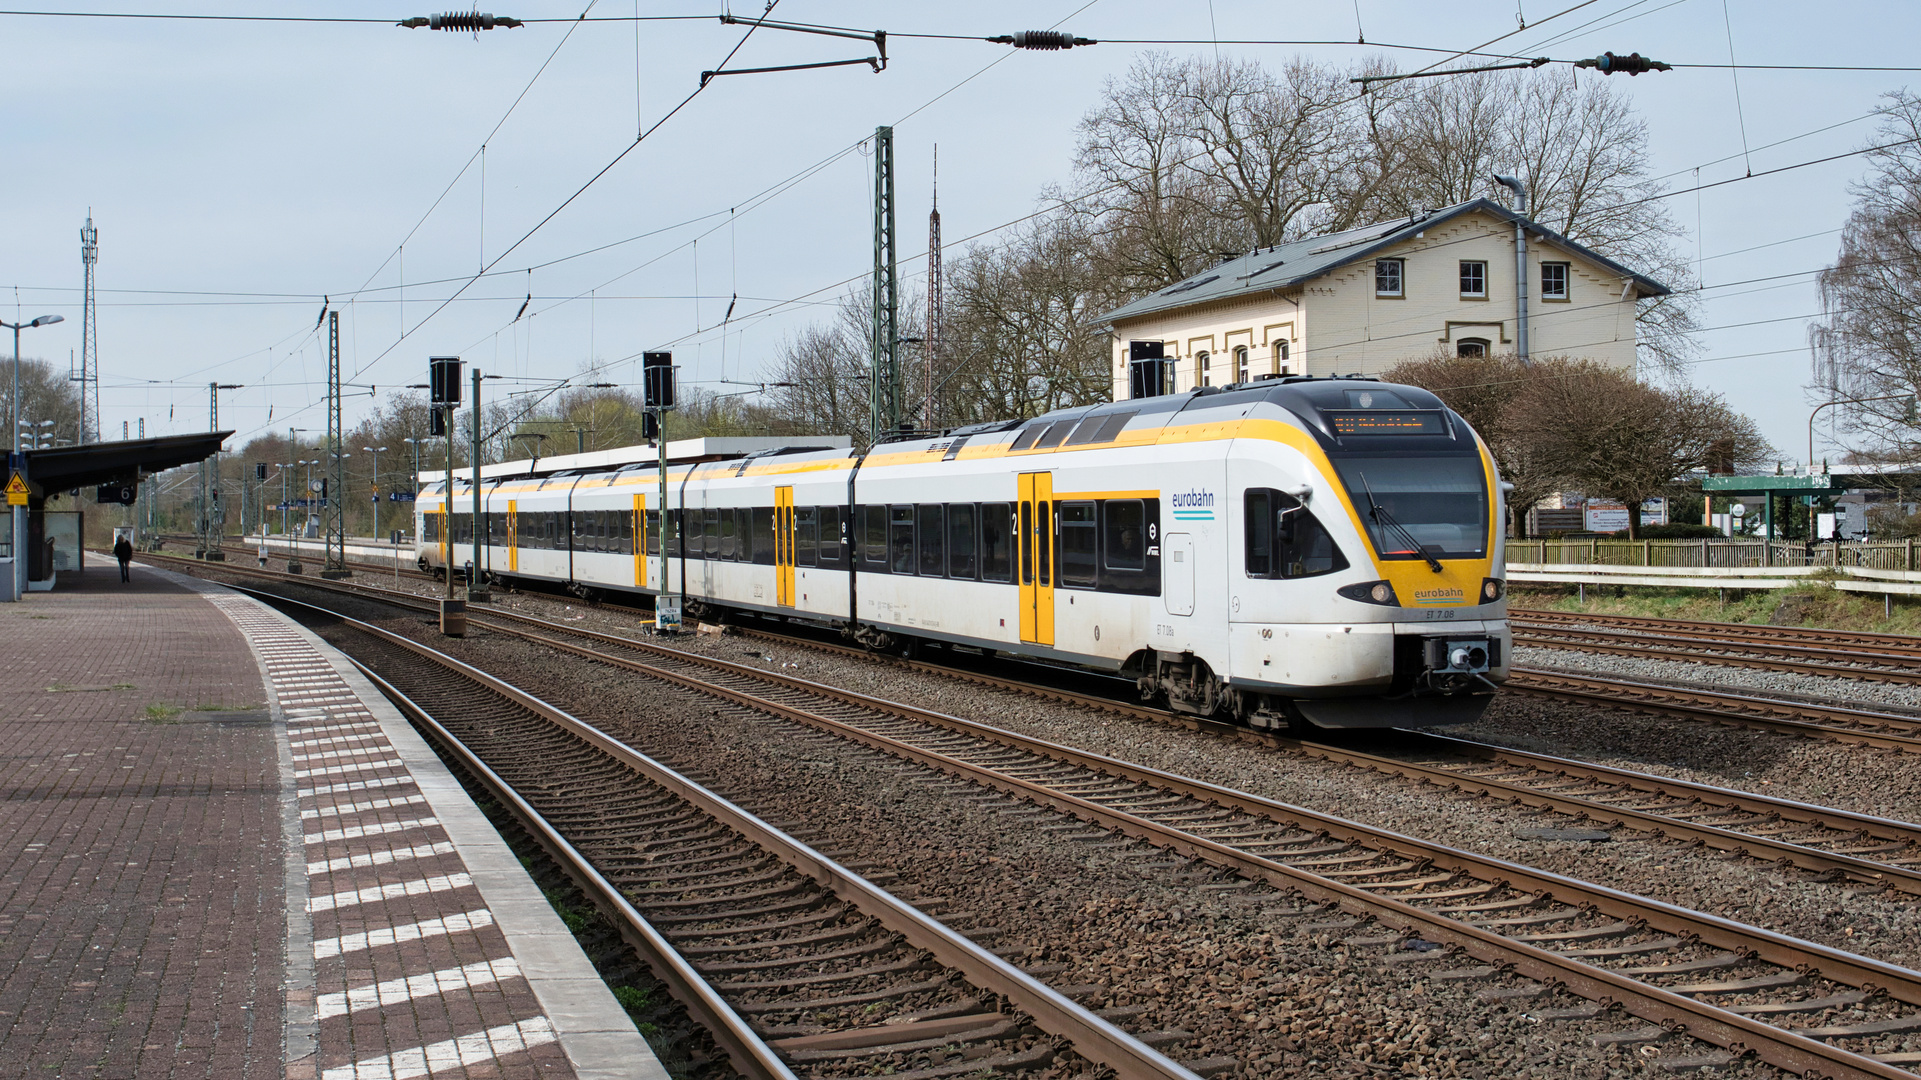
[149, 565, 666, 1080]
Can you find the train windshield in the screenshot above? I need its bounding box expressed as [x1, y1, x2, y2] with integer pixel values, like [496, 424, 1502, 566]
[1330, 453, 1488, 561]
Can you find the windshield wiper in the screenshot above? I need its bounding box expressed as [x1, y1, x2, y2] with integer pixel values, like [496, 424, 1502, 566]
[1358, 471, 1443, 573]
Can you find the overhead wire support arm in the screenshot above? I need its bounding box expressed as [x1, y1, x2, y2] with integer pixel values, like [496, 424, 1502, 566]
[707, 13, 885, 84]
[1351, 56, 1549, 86]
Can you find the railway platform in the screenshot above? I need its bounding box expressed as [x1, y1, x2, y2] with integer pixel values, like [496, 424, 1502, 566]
[0, 563, 660, 1080]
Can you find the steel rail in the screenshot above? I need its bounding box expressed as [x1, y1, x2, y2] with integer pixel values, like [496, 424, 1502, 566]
[346, 660, 797, 1080]
[1515, 607, 1921, 654]
[1515, 620, 1921, 668]
[1508, 669, 1921, 751]
[1271, 733, 1921, 893]
[453, 613, 1921, 1079]
[244, 586, 1198, 1080]
[1516, 626, 1921, 684]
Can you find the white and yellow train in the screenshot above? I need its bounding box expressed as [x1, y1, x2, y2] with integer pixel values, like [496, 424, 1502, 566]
[417, 376, 1510, 728]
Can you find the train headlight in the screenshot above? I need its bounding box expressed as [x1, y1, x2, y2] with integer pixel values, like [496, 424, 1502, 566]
[1481, 578, 1505, 602]
[1336, 580, 1399, 606]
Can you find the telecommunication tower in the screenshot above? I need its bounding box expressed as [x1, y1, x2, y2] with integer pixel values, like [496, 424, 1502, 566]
[924, 146, 942, 430]
[77, 215, 100, 443]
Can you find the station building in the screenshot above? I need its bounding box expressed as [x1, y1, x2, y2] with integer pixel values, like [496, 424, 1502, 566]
[1098, 197, 1671, 396]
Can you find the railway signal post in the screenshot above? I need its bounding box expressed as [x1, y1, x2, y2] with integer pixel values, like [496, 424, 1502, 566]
[644, 351, 681, 634]
[431, 355, 466, 636]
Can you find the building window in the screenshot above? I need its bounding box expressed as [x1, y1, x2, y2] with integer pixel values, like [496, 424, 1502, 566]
[1542, 262, 1569, 300]
[1197, 350, 1211, 387]
[1457, 337, 1490, 358]
[1235, 345, 1250, 383]
[1274, 340, 1291, 375]
[1375, 259, 1404, 297]
[1460, 260, 1486, 298]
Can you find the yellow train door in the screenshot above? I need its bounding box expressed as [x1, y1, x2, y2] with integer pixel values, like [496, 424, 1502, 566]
[507, 500, 518, 573]
[1018, 472, 1054, 646]
[774, 486, 795, 607]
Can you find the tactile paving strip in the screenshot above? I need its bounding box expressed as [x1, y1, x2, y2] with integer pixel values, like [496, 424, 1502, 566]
[192, 589, 659, 1080]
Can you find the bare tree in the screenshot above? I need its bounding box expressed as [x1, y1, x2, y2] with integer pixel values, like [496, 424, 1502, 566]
[1810, 90, 1921, 460]
[1519, 363, 1770, 536]
[1, 356, 84, 446]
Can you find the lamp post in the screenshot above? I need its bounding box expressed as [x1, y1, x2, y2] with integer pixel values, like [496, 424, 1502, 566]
[363, 446, 388, 543]
[3, 313, 63, 600]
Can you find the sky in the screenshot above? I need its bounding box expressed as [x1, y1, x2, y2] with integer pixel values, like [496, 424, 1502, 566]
[3, 0, 1918, 468]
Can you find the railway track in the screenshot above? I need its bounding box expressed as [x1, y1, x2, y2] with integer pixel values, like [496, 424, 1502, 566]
[174, 559, 1921, 1077]
[1512, 609, 1921, 686]
[259, 589, 1200, 1080]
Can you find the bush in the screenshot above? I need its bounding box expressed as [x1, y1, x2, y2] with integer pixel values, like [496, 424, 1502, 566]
[1606, 523, 1726, 539]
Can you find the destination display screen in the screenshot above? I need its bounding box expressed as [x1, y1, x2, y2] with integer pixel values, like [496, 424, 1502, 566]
[1325, 410, 1450, 436]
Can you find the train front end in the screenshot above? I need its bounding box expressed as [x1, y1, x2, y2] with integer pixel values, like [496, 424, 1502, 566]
[1231, 379, 1508, 729]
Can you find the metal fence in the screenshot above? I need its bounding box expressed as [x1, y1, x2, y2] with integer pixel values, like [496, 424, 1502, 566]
[1506, 538, 1921, 571]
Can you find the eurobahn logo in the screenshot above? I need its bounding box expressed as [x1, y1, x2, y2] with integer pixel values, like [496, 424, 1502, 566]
[1411, 585, 1465, 606]
[1171, 488, 1215, 521]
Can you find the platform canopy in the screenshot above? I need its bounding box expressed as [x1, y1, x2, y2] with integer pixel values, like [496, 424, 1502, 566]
[1702, 474, 1845, 497]
[17, 431, 232, 497]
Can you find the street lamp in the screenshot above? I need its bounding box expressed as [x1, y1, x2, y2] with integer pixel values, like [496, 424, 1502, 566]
[363, 446, 388, 542]
[3, 313, 63, 601]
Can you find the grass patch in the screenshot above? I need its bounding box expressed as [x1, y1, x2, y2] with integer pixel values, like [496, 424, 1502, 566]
[543, 888, 588, 933]
[1512, 581, 1921, 635]
[142, 703, 184, 724]
[611, 985, 655, 1014]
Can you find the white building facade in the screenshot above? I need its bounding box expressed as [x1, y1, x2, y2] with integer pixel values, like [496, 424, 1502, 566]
[1099, 199, 1669, 398]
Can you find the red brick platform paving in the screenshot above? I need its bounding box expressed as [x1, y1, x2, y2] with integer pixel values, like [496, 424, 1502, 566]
[0, 567, 281, 1079]
[1, 566, 660, 1080]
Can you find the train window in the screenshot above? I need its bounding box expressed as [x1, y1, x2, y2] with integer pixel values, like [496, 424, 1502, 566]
[890, 505, 915, 574]
[665, 510, 681, 557]
[1037, 501, 1051, 586]
[947, 504, 977, 579]
[980, 503, 1012, 582]
[751, 507, 775, 564]
[736, 509, 751, 561]
[424, 513, 439, 542]
[1009, 424, 1047, 452]
[1103, 500, 1147, 571]
[818, 507, 844, 568]
[718, 508, 738, 561]
[1019, 502, 1033, 585]
[703, 509, 721, 560]
[1245, 488, 1347, 578]
[645, 510, 660, 555]
[864, 505, 888, 565]
[621, 510, 634, 555]
[1245, 491, 1273, 576]
[1035, 420, 1078, 449]
[1058, 502, 1097, 587]
[796, 507, 819, 567]
[916, 504, 944, 576]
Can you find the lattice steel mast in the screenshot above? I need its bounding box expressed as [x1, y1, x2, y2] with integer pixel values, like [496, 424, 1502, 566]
[868, 125, 899, 445]
[323, 311, 348, 576]
[78, 215, 99, 443]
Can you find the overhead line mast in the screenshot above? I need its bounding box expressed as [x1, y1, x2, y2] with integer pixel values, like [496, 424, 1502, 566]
[925, 146, 941, 431]
[869, 125, 899, 445]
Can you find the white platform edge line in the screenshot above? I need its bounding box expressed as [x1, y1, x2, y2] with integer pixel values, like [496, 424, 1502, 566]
[205, 577, 665, 1080]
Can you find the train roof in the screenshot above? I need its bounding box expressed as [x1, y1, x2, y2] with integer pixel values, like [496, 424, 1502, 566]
[414, 377, 1473, 497]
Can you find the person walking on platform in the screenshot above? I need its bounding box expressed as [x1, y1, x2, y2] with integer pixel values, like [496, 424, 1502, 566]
[113, 535, 134, 583]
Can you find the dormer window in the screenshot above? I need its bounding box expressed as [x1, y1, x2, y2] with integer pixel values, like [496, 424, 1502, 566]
[1375, 259, 1404, 297]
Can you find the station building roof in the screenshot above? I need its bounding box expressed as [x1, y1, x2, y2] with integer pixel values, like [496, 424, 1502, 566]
[1096, 197, 1673, 326]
